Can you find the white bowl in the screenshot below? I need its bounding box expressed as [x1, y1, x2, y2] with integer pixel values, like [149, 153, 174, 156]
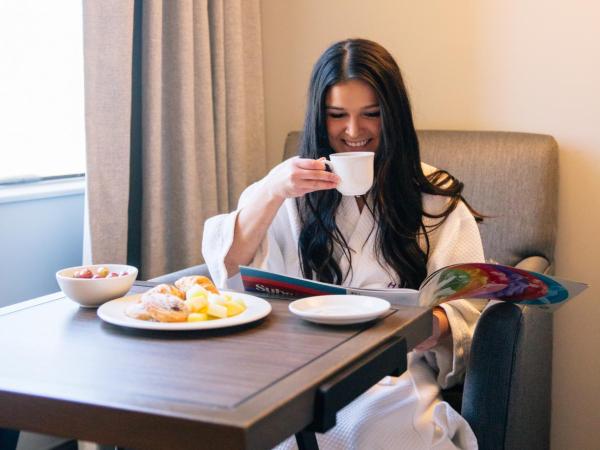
[56, 264, 138, 308]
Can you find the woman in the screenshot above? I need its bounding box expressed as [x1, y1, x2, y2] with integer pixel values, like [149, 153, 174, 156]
[203, 38, 484, 449]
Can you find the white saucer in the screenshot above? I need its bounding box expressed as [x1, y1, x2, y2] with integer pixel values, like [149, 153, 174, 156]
[288, 295, 390, 325]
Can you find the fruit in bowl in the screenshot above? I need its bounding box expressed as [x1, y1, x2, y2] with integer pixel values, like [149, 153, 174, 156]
[56, 264, 138, 308]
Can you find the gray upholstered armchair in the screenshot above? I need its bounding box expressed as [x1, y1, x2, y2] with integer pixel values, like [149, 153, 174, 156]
[152, 130, 558, 450]
[417, 130, 557, 450]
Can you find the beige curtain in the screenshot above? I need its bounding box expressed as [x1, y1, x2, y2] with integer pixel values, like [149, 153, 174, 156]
[83, 0, 266, 279]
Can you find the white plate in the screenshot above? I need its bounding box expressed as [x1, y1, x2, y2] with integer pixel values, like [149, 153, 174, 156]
[97, 291, 271, 331]
[288, 295, 390, 325]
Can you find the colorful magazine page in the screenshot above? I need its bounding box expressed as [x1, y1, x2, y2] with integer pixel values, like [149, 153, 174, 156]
[418, 262, 588, 310]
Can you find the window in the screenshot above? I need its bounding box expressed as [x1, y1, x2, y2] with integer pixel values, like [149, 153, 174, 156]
[0, 1, 85, 184]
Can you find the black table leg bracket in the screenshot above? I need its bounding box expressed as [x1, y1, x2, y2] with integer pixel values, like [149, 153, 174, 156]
[309, 335, 407, 433]
[295, 429, 319, 450]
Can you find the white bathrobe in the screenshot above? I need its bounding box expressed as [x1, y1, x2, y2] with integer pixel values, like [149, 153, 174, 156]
[202, 164, 485, 450]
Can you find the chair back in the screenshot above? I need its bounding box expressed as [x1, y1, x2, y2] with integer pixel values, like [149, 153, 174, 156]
[283, 130, 559, 267]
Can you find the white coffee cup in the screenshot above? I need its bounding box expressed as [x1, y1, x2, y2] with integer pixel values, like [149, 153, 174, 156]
[324, 151, 375, 196]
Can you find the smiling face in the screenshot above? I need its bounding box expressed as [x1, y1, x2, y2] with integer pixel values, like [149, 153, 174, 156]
[325, 79, 382, 154]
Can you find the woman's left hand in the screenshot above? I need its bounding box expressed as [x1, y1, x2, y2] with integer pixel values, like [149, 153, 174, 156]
[414, 307, 451, 351]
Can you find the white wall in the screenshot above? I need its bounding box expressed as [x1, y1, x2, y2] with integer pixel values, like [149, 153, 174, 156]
[261, 1, 600, 449]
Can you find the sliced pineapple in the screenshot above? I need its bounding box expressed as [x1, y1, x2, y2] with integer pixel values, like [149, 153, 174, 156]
[187, 312, 209, 322]
[232, 297, 246, 308]
[184, 296, 208, 314]
[186, 284, 209, 301]
[225, 301, 245, 317]
[187, 292, 247, 319]
[207, 302, 228, 319]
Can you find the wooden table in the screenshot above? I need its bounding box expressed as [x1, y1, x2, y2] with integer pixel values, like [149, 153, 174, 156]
[0, 282, 431, 450]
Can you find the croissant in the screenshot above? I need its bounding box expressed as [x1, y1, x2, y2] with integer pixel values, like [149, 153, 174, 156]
[141, 292, 189, 323]
[146, 283, 185, 299]
[125, 301, 153, 321]
[175, 276, 219, 295]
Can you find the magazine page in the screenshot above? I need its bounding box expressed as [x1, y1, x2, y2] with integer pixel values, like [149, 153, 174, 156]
[417, 262, 588, 311]
[239, 266, 419, 304]
[345, 287, 419, 306]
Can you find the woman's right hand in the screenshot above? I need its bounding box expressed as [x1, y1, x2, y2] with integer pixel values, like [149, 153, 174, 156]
[222, 157, 339, 274]
[265, 157, 339, 200]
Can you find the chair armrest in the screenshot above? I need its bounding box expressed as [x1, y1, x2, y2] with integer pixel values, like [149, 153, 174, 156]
[461, 303, 552, 450]
[441, 256, 552, 415]
[515, 256, 551, 274]
[149, 264, 210, 283]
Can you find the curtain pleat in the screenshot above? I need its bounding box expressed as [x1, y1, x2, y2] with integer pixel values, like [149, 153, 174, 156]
[84, 0, 266, 279]
[83, 0, 135, 266]
[127, 0, 144, 270]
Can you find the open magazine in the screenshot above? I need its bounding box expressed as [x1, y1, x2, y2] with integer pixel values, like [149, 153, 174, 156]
[239, 263, 588, 311]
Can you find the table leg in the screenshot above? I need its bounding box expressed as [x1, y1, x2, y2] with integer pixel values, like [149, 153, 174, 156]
[295, 430, 319, 450]
[0, 427, 19, 450]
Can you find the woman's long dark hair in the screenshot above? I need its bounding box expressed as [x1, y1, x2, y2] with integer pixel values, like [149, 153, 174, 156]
[297, 38, 481, 289]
